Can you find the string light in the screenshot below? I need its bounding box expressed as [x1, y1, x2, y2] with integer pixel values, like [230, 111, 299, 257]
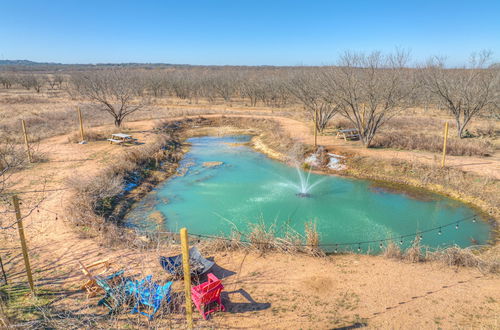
[17, 204, 480, 250]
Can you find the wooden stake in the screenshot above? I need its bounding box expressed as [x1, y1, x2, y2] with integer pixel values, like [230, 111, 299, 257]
[21, 120, 32, 163]
[314, 109, 318, 148]
[77, 107, 85, 142]
[180, 228, 193, 329]
[441, 122, 449, 168]
[12, 195, 35, 294]
[0, 255, 7, 285]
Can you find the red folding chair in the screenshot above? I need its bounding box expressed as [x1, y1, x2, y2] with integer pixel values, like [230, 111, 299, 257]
[191, 273, 225, 319]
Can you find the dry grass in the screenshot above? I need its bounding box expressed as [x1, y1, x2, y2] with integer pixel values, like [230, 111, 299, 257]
[371, 132, 495, 156]
[404, 236, 425, 263]
[66, 128, 108, 143]
[382, 241, 403, 259]
[345, 155, 500, 220]
[426, 246, 500, 274]
[64, 133, 182, 244]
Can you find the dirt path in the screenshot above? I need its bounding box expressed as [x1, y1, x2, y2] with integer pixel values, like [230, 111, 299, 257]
[1, 115, 499, 329]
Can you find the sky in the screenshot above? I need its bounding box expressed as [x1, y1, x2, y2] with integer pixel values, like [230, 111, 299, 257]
[0, 0, 499, 66]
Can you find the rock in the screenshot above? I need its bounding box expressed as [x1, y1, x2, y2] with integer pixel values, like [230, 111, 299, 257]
[202, 161, 224, 168]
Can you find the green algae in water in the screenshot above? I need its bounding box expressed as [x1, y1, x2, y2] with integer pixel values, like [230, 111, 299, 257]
[125, 135, 492, 253]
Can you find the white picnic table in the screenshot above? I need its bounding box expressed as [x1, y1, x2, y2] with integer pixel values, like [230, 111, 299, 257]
[107, 133, 137, 145]
[336, 129, 360, 141]
[111, 133, 133, 140]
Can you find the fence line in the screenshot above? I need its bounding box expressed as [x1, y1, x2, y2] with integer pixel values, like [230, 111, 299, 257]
[6, 203, 482, 251]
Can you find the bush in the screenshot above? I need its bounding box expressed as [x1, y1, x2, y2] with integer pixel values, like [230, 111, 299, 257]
[371, 132, 494, 156]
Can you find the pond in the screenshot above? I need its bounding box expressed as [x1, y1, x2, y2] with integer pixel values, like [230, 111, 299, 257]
[125, 135, 492, 253]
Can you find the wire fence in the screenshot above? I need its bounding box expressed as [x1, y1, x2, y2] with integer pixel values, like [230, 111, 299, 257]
[15, 202, 484, 253]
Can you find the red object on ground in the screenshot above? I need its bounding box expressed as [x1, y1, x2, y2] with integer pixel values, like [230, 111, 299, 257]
[191, 273, 225, 319]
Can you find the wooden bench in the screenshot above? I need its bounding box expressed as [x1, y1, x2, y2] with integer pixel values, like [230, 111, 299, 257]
[107, 138, 124, 145]
[336, 129, 360, 141]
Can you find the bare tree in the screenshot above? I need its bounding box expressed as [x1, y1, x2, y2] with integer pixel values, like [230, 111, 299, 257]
[18, 74, 44, 93]
[47, 74, 65, 90]
[322, 50, 417, 147]
[422, 51, 499, 138]
[0, 74, 15, 89]
[71, 69, 149, 127]
[288, 69, 339, 131]
[0, 141, 26, 198]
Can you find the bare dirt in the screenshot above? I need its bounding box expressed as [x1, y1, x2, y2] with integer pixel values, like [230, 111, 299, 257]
[1, 115, 499, 329]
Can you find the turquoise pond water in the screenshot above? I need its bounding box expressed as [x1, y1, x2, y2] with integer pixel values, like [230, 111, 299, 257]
[125, 135, 492, 253]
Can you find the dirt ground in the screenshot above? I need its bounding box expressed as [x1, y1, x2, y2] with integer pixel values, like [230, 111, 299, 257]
[1, 115, 499, 329]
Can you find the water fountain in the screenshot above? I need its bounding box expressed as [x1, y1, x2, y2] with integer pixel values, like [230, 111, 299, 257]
[293, 163, 325, 198]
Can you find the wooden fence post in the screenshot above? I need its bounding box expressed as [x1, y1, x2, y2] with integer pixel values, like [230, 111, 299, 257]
[77, 107, 85, 142]
[180, 228, 193, 329]
[0, 255, 7, 284]
[314, 109, 318, 148]
[12, 195, 35, 294]
[21, 120, 32, 163]
[441, 122, 449, 168]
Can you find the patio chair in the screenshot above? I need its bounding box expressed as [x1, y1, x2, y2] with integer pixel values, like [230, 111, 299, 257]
[128, 275, 173, 320]
[78, 259, 118, 298]
[159, 246, 214, 278]
[96, 273, 135, 314]
[191, 273, 225, 320]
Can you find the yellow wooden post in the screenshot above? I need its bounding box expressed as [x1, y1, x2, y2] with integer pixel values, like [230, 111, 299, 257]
[180, 228, 193, 328]
[12, 195, 35, 294]
[77, 107, 85, 142]
[0, 255, 7, 284]
[441, 122, 449, 167]
[314, 109, 318, 148]
[21, 120, 32, 163]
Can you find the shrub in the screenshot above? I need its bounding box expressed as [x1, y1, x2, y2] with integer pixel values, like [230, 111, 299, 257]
[371, 132, 494, 156]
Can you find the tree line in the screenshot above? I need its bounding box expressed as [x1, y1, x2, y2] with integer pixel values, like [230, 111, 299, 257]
[1, 50, 498, 146]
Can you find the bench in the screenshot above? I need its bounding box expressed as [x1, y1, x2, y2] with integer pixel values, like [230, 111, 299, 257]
[336, 129, 360, 141]
[107, 138, 124, 145]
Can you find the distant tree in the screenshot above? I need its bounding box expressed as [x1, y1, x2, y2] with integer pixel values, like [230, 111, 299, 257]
[0, 140, 26, 197]
[71, 69, 149, 127]
[18, 74, 44, 93]
[422, 51, 500, 138]
[47, 74, 64, 90]
[288, 69, 339, 132]
[322, 50, 417, 147]
[0, 73, 15, 89]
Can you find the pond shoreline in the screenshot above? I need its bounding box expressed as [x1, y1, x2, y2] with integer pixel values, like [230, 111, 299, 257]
[117, 117, 497, 244]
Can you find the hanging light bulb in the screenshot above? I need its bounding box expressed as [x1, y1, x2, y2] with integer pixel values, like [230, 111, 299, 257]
[419, 234, 423, 240]
[357, 244, 361, 252]
[472, 217, 477, 223]
[400, 238, 403, 245]
[438, 227, 442, 235]
[455, 222, 459, 230]
[379, 242, 383, 249]
[334, 244, 338, 253]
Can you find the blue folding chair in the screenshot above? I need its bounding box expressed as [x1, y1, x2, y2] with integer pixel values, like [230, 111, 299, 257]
[128, 275, 173, 320]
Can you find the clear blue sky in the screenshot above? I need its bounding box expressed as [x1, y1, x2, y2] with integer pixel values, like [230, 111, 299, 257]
[0, 0, 498, 65]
